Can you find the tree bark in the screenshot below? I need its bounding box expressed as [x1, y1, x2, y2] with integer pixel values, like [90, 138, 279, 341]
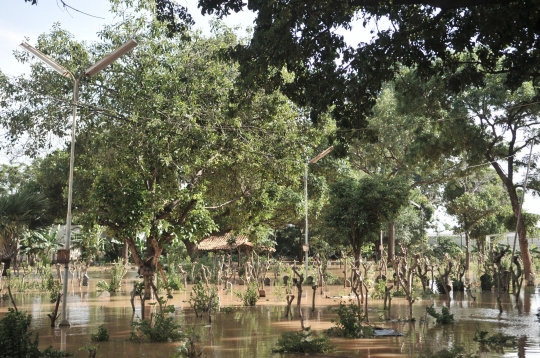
[387, 221, 395, 264]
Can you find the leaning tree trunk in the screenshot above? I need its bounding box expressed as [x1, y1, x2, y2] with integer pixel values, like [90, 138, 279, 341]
[491, 159, 534, 285]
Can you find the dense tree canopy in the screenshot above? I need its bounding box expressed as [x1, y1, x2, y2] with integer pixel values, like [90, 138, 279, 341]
[196, 1, 540, 131]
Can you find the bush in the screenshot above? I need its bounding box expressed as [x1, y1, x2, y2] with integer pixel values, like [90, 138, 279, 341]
[426, 305, 454, 324]
[326, 303, 373, 338]
[90, 324, 109, 342]
[0, 308, 66, 357]
[188, 282, 219, 317]
[130, 312, 183, 342]
[480, 274, 493, 291]
[96, 262, 127, 293]
[235, 282, 259, 306]
[273, 328, 334, 354]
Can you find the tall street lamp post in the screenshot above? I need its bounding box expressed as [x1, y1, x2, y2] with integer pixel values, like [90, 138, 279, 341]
[304, 146, 333, 278]
[20, 39, 138, 326]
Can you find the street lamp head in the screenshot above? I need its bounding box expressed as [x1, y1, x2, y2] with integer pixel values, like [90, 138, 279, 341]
[19, 42, 71, 78]
[309, 146, 334, 164]
[84, 39, 138, 78]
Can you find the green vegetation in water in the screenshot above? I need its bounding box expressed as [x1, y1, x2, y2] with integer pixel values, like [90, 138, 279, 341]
[221, 306, 234, 314]
[188, 282, 219, 317]
[130, 312, 183, 342]
[0, 308, 68, 357]
[426, 305, 455, 324]
[172, 326, 202, 358]
[96, 262, 127, 293]
[78, 343, 99, 358]
[90, 324, 109, 342]
[235, 282, 259, 306]
[273, 328, 334, 354]
[416, 345, 479, 358]
[473, 329, 518, 347]
[325, 303, 374, 338]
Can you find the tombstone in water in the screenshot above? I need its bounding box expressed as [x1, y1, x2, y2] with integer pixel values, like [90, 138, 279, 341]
[306, 276, 314, 285]
[82, 273, 89, 286]
[283, 275, 289, 285]
[264, 277, 271, 286]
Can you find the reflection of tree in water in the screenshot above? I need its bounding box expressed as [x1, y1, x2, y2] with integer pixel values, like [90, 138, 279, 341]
[191, 306, 280, 356]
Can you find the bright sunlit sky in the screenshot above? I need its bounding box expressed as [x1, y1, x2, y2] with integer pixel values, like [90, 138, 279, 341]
[1, 0, 538, 224]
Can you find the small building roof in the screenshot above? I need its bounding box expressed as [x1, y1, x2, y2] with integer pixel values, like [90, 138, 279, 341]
[197, 233, 253, 252]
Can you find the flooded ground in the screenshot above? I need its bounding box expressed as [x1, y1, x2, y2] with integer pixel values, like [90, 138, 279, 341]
[2, 269, 540, 357]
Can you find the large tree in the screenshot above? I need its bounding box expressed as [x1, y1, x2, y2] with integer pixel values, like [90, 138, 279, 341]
[1, 5, 326, 299]
[324, 175, 409, 263]
[194, 0, 540, 134]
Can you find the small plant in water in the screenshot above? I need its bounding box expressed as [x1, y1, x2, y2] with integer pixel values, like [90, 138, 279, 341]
[272, 327, 334, 354]
[188, 282, 219, 317]
[426, 305, 455, 324]
[172, 326, 202, 358]
[325, 303, 373, 338]
[473, 329, 518, 347]
[96, 262, 127, 293]
[130, 312, 183, 342]
[235, 282, 259, 306]
[79, 342, 99, 358]
[90, 324, 109, 342]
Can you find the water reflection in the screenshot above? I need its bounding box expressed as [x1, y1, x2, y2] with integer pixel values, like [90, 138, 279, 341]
[1, 276, 540, 357]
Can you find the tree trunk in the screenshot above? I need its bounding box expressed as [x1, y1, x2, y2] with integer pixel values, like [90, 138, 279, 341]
[465, 231, 470, 273]
[387, 221, 395, 264]
[508, 188, 535, 285]
[122, 239, 129, 266]
[490, 158, 534, 285]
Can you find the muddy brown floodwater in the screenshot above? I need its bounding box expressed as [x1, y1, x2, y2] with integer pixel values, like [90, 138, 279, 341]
[2, 269, 540, 358]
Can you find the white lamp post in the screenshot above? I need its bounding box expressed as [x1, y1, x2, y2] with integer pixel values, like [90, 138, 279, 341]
[304, 146, 333, 278]
[20, 39, 138, 326]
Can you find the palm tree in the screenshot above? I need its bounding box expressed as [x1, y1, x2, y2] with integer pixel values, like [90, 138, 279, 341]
[0, 188, 48, 274]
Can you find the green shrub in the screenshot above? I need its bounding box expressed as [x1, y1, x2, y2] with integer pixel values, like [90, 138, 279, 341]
[130, 312, 183, 342]
[188, 282, 219, 317]
[0, 308, 66, 357]
[273, 328, 334, 354]
[426, 305, 454, 324]
[90, 324, 109, 342]
[235, 282, 259, 306]
[96, 262, 127, 293]
[325, 303, 373, 338]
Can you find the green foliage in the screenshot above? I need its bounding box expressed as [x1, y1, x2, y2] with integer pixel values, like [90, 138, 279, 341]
[324, 176, 409, 260]
[272, 328, 334, 354]
[479, 274, 493, 291]
[45, 273, 62, 303]
[188, 282, 218, 316]
[130, 312, 183, 343]
[90, 325, 109, 342]
[326, 303, 373, 338]
[235, 282, 259, 306]
[371, 279, 387, 299]
[96, 262, 127, 293]
[171, 326, 202, 358]
[0, 308, 65, 357]
[473, 329, 518, 347]
[433, 237, 462, 260]
[78, 343, 99, 358]
[426, 305, 455, 325]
